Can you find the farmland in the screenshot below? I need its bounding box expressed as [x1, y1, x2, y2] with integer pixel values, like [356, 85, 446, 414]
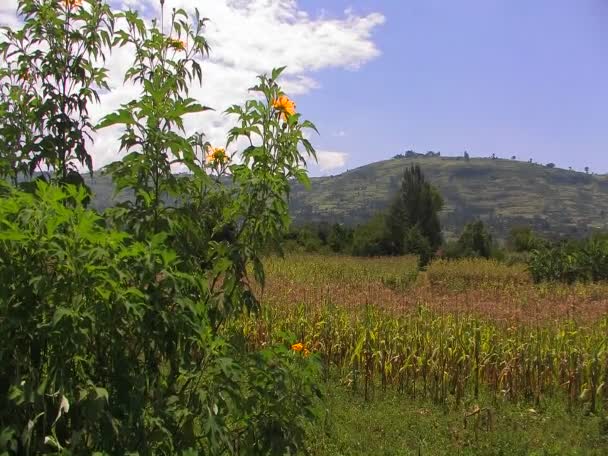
[242, 255, 608, 454]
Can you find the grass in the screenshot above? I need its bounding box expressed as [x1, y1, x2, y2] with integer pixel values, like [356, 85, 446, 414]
[303, 387, 608, 455]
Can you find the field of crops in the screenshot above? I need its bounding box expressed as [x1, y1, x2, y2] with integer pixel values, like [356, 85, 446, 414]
[243, 255, 608, 454]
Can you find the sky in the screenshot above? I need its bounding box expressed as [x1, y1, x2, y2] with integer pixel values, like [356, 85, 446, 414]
[1, 0, 607, 176]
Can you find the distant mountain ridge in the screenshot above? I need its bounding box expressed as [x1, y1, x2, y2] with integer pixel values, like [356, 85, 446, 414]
[287, 156, 608, 240]
[86, 156, 608, 240]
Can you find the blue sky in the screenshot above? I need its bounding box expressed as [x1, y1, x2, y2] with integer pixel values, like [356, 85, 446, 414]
[297, 0, 608, 175]
[2, 0, 605, 175]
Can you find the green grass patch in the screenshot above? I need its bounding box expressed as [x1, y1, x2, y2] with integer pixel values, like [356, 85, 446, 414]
[303, 386, 608, 456]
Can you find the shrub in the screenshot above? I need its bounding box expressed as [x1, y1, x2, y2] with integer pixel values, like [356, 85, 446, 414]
[528, 238, 608, 283]
[0, 1, 321, 453]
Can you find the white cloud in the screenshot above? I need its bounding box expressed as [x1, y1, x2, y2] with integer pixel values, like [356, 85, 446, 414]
[0, 0, 19, 28]
[333, 130, 347, 137]
[316, 150, 348, 173]
[1, 0, 384, 171]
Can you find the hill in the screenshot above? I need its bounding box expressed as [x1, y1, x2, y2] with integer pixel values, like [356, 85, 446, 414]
[85, 156, 608, 240]
[287, 157, 608, 240]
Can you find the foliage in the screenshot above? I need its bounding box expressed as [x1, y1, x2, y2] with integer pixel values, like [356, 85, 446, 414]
[385, 164, 443, 261]
[508, 226, 545, 253]
[0, 1, 322, 454]
[283, 222, 354, 254]
[455, 220, 493, 259]
[98, 5, 210, 236]
[351, 213, 391, 257]
[0, 182, 320, 454]
[529, 237, 608, 283]
[0, 0, 114, 184]
[403, 225, 433, 267]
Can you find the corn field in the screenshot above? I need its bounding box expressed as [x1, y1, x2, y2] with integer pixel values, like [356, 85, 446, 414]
[242, 255, 608, 410]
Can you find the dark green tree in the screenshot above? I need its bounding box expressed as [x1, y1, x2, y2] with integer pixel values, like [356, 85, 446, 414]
[508, 226, 542, 252]
[385, 164, 443, 259]
[457, 220, 493, 258]
[352, 213, 391, 256]
[328, 223, 354, 252]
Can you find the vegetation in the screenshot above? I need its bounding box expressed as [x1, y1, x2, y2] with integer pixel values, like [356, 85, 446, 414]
[444, 219, 494, 259]
[250, 255, 608, 453]
[86, 156, 608, 241]
[385, 164, 443, 265]
[0, 1, 320, 454]
[529, 236, 608, 283]
[305, 388, 608, 455]
[286, 156, 608, 241]
[2, 1, 608, 455]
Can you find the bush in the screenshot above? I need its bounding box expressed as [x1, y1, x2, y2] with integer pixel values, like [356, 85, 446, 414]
[528, 239, 608, 283]
[0, 182, 320, 454]
[0, 1, 322, 453]
[456, 220, 492, 259]
[352, 213, 391, 257]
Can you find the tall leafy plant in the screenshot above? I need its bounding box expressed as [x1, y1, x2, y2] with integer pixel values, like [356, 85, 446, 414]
[1, 1, 322, 454]
[99, 5, 210, 235]
[0, 0, 114, 183]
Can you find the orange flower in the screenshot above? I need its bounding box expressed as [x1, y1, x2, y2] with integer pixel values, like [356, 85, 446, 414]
[206, 146, 229, 164]
[291, 342, 304, 352]
[169, 38, 186, 51]
[272, 95, 296, 119]
[62, 0, 82, 8]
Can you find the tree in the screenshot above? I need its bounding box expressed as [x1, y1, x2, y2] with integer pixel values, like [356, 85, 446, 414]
[585, 166, 590, 174]
[508, 226, 542, 252]
[464, 151, 470, 161]
[546, 163, 555, 168]
[385, 164, 443, 260]
[352, 213, 391, 256]
[328, 223, 354, 252]
[511, 156, 516, 160]
[457, 220, 493, 258]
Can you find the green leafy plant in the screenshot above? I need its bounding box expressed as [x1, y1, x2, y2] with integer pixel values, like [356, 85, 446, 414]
[0, 0, 115, 184]
[0, 1, 322, 454]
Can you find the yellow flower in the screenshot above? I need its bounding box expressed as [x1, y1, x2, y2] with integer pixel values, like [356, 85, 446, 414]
[291, 342, 304, 352]
[62, 0, 82, 8]
[272, 95, 296, 119]
[168, 38, 186, 51]
[206, 146, 229, 164]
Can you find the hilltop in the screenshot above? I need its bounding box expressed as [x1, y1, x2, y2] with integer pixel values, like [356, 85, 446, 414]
[288, 156, 608, 240]
[85, 156, 608, 240]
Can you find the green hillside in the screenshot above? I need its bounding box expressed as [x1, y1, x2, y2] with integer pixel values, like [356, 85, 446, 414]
[85, 156, 608, 240]
[288, 156, 608, 240]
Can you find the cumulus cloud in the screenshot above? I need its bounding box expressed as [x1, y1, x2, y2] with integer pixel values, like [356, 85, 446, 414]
[315, 150, 348, 173]
[1, 0, 384, 171]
